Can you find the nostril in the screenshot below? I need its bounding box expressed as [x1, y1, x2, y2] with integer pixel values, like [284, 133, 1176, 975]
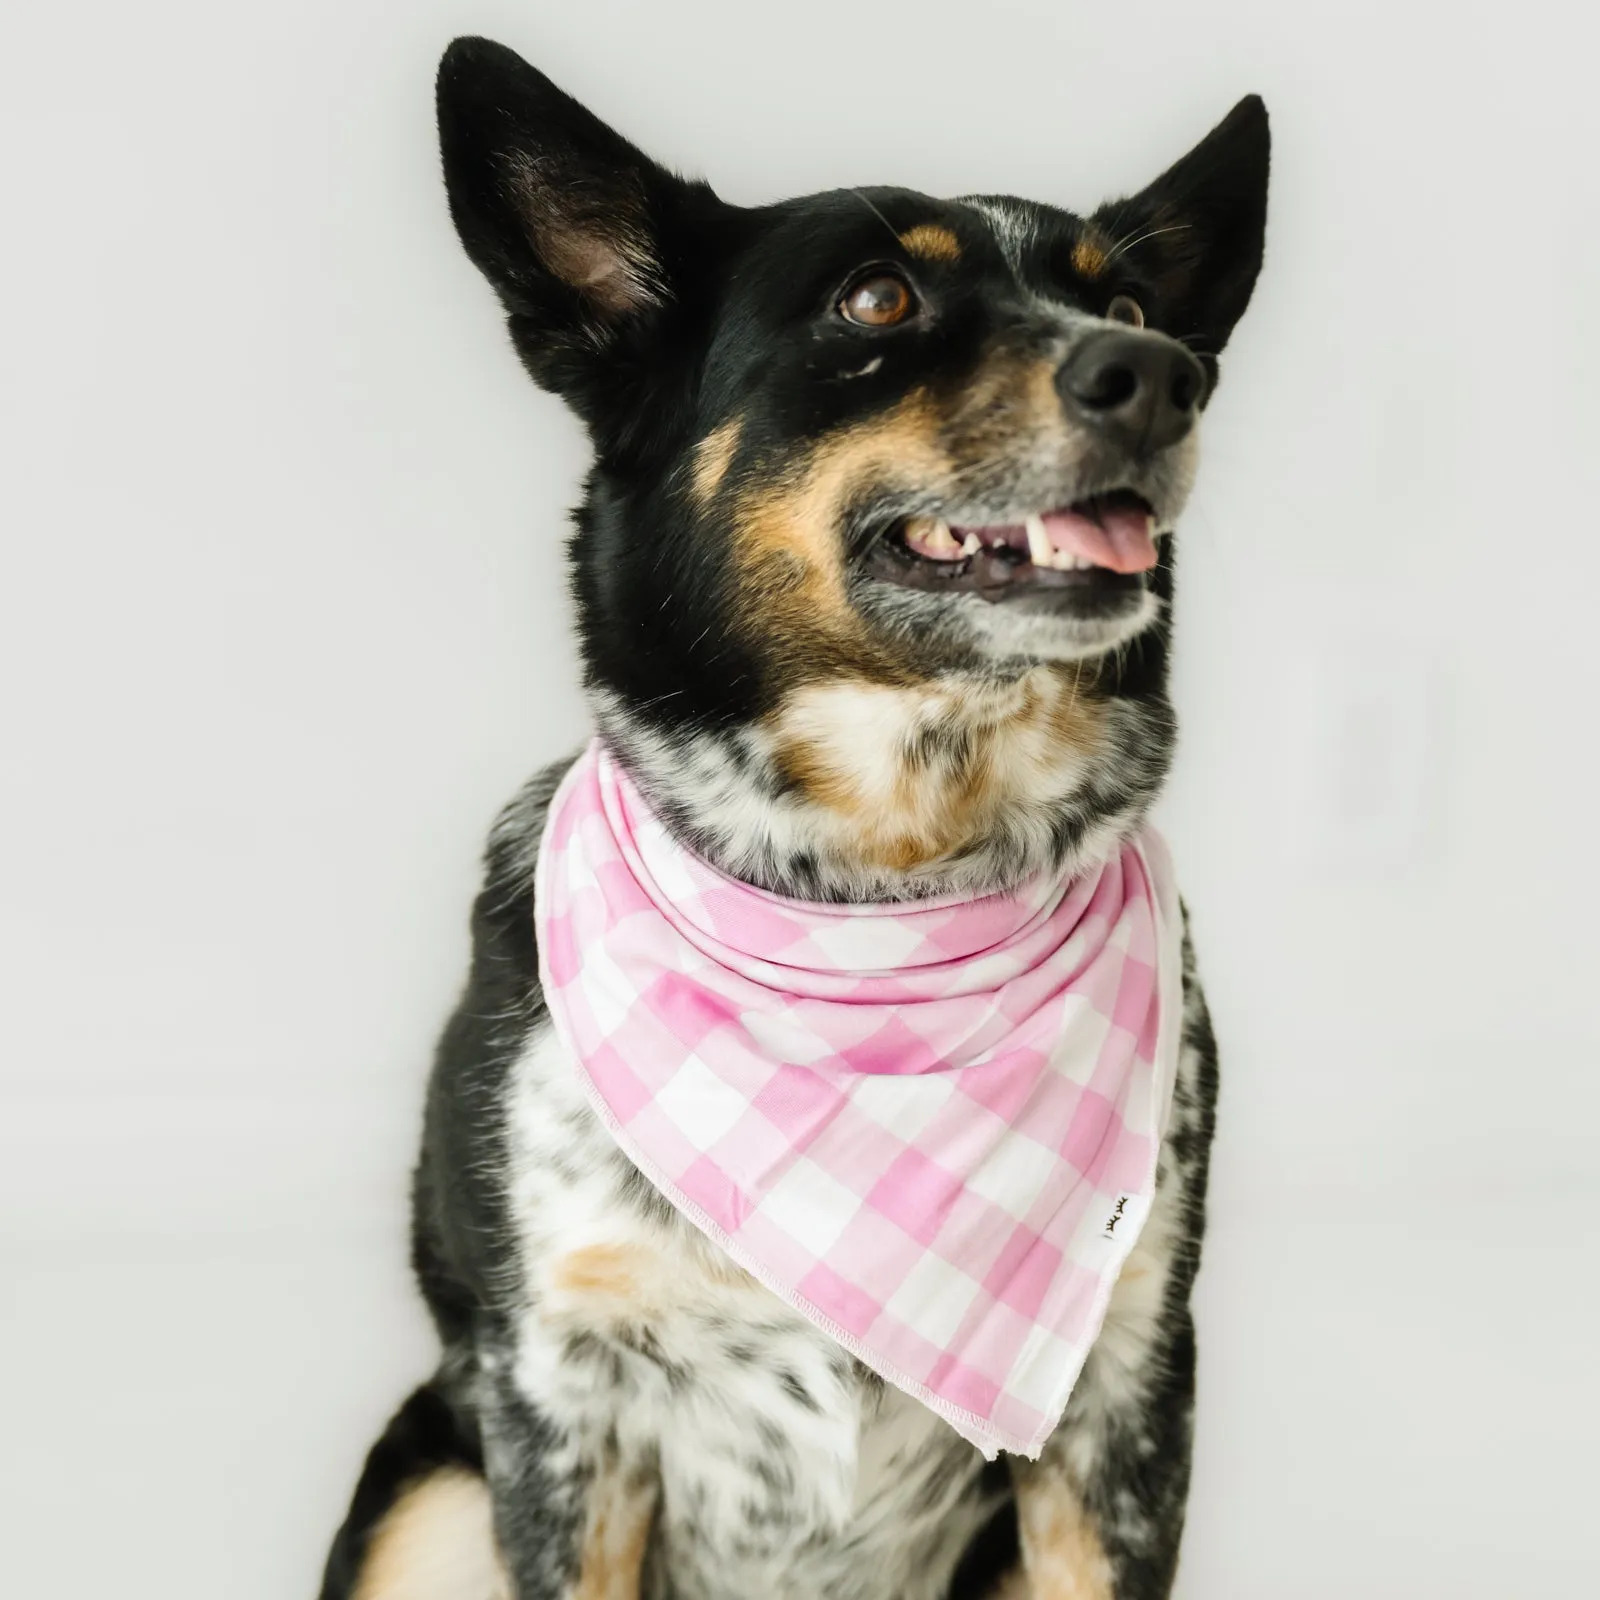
[1169, 364, 1200, 412]
[1077, 361, 1140, 411]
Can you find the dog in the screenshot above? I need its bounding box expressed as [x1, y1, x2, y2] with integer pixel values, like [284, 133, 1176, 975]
[319, 35, 1267, 1600]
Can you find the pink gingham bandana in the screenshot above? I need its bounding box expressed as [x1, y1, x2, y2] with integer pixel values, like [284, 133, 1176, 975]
[535, 741, 1182, 1458]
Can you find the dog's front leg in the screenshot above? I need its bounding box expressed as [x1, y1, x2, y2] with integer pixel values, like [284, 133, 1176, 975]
[1006, 941, 1216, 1600]
[1006, 1307, 1196, 1600]
[1008, 1451, 1118, 1600]
[479, 1364, 657, 1600]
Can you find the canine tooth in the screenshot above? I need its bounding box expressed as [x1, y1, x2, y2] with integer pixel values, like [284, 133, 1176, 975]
[906, 516, 962, 559]
[1025, 514, 1052, 567]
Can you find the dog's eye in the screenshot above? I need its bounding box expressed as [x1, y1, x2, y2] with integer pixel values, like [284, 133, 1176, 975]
[1105, 294, 1145, 328]
[840, 271, 916, 328]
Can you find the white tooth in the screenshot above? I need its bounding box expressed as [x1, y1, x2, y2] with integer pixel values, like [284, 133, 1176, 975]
[960, 533, 981, 556]
[1146, 513, 1160, 540]
[1025, 514, 1052, 567]
[906, 516, 958, 557]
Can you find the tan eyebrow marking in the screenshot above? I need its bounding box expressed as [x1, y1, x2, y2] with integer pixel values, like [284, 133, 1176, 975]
[898, 223, 962, 263]
[1071, 233, 1109, 278]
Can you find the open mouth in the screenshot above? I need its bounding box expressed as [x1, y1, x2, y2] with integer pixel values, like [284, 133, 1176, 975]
[864, 489, 1162, 602]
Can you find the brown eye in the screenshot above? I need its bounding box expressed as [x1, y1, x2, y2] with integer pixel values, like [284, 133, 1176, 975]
[840, 271, 916, 327]
[1106, 294, 1145, 328]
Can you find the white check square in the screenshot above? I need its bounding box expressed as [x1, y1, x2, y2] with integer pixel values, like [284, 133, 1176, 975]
[757, 1155, 862, 1260]
[883, 1249, 983, 1346]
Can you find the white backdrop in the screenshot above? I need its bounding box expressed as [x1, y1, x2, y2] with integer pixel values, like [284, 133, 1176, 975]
[3, 2, 1597, 1595]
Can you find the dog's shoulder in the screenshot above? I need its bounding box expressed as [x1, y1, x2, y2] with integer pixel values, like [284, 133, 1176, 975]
[410, 755, 579, 1339]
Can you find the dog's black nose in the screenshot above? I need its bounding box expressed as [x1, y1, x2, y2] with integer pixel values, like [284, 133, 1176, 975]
[1056, 329, 1206, 455]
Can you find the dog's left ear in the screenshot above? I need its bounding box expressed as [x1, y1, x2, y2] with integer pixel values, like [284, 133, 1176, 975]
[436, 37, 720, 402]
[1092, 95, 1270, 371]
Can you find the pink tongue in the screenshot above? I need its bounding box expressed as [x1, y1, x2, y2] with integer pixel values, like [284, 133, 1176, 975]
[1041, 505, 1157, 573]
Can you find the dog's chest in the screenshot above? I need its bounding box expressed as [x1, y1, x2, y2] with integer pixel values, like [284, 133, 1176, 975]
[504, 1024, 996, 1598]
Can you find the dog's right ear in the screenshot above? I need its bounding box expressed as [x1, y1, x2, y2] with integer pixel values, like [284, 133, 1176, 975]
[436, 38, 712, 395]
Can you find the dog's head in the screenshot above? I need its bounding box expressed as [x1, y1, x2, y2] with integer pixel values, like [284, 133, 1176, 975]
[438, 38, 1268, 893]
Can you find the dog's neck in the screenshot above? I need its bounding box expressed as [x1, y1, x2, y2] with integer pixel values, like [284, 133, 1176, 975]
[592, 665, 1176, 904]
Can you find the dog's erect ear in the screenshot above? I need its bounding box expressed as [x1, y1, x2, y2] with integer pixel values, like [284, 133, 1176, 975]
[436, 38, 710, 389]
[1092, 96, 1269, 371]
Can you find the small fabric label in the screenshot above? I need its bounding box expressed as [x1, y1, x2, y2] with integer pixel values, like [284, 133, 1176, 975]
[1099, 1191, 1147, 1243]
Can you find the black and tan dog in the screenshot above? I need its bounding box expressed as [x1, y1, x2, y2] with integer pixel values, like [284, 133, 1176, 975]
[320, 36, 1268, 1600]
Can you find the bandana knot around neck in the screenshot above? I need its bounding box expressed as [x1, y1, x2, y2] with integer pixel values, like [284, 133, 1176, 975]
[535, 740, 1183, 1458]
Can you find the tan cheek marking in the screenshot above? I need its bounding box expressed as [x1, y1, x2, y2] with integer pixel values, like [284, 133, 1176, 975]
[352, 1467, 509, 1600]
[732, 392, 949, 648]
[575, 1465, 657, 1600]
[899, 223, 962, 263]
[1071, 233, 1109, 279]
[689, 417, 742, 503]
[736, 393, 948, 584]
[1014, 1469, 1115, 1600]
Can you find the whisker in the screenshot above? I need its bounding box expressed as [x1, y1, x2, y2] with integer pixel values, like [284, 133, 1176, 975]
[849, 187, 904, 248]
[1105, 222, 1193, 263]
